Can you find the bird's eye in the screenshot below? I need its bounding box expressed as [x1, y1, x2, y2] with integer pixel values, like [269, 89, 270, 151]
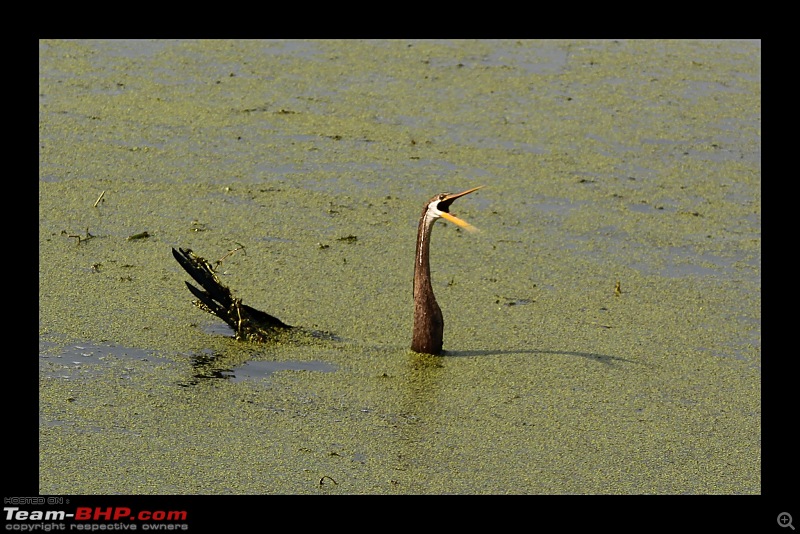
[438, 194, 447, 201]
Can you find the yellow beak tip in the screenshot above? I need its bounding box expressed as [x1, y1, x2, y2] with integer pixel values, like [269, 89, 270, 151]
[440, 211, 479, 232]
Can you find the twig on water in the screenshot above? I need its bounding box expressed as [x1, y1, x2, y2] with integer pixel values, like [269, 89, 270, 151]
[62, 228, 95, 245]
[319, 476, 338, 487]
[126, 231, 151, 241]
[215, 243, 246, 267]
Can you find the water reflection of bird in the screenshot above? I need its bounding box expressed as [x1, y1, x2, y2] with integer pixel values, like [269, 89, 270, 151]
[172, 186, 482, 355]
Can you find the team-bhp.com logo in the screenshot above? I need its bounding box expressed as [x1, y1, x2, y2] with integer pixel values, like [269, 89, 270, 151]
[5, 506, 188, 529]
[75, 508, 187, 521]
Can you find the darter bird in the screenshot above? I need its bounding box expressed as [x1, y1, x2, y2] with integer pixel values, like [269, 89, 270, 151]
[172, 186, 483, 355]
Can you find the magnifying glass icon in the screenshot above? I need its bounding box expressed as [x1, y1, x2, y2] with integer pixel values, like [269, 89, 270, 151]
[779, 513, 795, 530]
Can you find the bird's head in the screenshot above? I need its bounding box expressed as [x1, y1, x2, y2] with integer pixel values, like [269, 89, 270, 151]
[424, 186, 483, 232]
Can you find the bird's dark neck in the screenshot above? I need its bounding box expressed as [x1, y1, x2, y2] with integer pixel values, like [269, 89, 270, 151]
[412, 209, 444, 354]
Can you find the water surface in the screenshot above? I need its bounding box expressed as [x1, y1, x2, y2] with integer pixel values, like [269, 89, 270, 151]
[39, 39, 760, 494]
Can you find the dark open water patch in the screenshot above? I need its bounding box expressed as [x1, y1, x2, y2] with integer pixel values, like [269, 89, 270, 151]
[39, 340, 172, 380]
[180, 349, 336, 387]
[230, 359, 337, 382]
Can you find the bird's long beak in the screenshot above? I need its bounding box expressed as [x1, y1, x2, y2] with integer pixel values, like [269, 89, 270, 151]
[439, 186, 483, 233]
